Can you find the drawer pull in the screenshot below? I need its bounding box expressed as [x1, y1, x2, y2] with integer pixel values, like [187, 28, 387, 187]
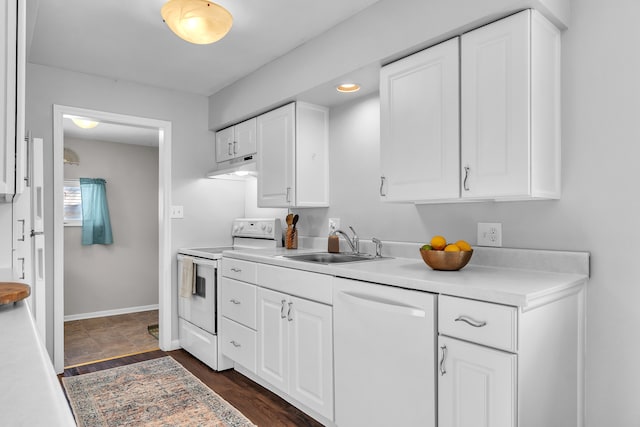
[230, 340, 241, 348]
[455, 315, 487, 328]
[230, 299, 241, 305]
[280, 299, 287, 319]
[439, 345, 447, 376]
[230, 267, 242, 273]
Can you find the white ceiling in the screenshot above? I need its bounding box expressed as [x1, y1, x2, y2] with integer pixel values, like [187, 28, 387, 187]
[63, 117, 160, 147]
[28, 0, 382, 97]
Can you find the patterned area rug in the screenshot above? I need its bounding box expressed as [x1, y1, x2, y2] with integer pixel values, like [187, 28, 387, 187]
[61, 356, 256, 427]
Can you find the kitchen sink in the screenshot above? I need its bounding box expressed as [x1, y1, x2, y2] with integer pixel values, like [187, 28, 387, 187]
[282, 252, 385, 264]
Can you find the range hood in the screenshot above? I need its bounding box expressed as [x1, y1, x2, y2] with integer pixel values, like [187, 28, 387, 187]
[206, 156, 257, 180]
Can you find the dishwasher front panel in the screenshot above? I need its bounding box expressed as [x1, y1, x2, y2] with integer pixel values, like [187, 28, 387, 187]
[333, 277, 437, 427]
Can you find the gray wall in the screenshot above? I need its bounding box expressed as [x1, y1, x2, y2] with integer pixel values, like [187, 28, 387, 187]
[26, 63, 246, 352]
[211, 0, 638, 424]
[63, 137, 158, 316]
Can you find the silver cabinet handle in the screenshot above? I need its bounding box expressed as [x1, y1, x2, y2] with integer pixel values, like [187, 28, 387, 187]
[230, 299, 241, 305]
[439, 345, 447, 376]
[17, 219, 25, 241]
[230, 267, 242, 273]
[380, 176, 386, 196]
[227, 142, 233, 156]
[17, 257, 25, 280]
[455, 315, 487, 328]
[286, 187, 291, 203]
[463, 166, 470, 191]
[280, 299, 287, 319]
[287, 302, 293, 322]
[230, 340, 241, 348]
[233, 140, 238, 154]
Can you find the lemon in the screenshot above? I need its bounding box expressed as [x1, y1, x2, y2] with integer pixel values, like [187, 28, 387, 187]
[455, 240, 472, 251]
[430, 235, 447, 250]
[444, 244, 461, 252]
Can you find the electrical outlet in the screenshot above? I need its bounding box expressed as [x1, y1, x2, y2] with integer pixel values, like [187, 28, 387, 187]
[328, 218, 340, 234]
[171, 205, 184, 219]
[477, 222, 502, 247]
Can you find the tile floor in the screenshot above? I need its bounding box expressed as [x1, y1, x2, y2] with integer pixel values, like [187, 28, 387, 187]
[64, 310, 159, 367]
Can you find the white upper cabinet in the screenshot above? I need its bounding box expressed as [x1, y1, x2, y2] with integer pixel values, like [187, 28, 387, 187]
[380, 37, 460, 202]
[1, 0, 24, 201]
[380, 9, 560, 203]
[215, 117, 257, 163]
[257, 102, 329, 208]
[461, 9, 561, 200]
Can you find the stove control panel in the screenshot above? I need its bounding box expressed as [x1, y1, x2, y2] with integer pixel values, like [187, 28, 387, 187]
[232, 218, 282, 240]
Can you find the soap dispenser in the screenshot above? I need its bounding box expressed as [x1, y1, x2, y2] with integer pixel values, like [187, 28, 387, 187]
[328, 231, 339, 253]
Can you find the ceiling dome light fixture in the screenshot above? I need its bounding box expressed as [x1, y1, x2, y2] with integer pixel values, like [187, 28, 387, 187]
[161, 0, 233, 45]
[336, 83, 361, 93]
[71, 117, 100, 129]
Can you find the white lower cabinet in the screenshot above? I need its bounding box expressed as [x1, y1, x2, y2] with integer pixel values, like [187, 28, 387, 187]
[438, 336, 517, 427]
[257, 286, 333, 420]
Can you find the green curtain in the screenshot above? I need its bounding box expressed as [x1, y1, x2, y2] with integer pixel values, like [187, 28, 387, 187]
[80, 178, 113, 245]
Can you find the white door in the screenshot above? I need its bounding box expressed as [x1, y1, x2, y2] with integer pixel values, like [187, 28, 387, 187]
[234, 117, 257, 159]
[380, 37, 460, 202]
[215, 126, 234, 163]
[438, 336, 517, 427]
[333, 277, 437, 427]
[288, 295, 333, 420]
[257, 103, 295, 207]
[461, 10, 530, 199]
[31, 137, 46, 341]
[257, 287, 289, 391]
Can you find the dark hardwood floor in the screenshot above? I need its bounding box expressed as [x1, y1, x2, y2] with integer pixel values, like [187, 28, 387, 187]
[60, 349, 324, 427]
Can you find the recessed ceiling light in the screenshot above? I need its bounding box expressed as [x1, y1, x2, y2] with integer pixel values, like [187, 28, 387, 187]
[336, 83, 361, 93]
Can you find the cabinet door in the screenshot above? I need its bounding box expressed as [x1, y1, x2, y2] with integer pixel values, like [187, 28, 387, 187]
[234, 117, 257, 158]
[461, 10, 530, 199]
[295, 103, 329, 207]
[0, 0, 17, 198]
[288, 295, 333, 420]
[380, 37, 460, 202]
[257, 103, 295, 207]
[215, 126, 234, 163]
[257, 287, 289, 391]
[438, 336, 517, 427]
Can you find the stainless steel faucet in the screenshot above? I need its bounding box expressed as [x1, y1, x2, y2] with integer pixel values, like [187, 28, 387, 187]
[335, 226, 359, 254]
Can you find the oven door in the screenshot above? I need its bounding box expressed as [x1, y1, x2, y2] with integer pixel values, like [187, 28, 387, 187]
[178, 255, 217, 335]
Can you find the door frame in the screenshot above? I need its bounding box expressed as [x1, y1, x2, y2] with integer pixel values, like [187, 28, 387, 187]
[52, 105, 173, 373]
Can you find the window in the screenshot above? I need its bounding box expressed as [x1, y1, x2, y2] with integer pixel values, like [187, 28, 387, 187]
[64, 179, 82, 226]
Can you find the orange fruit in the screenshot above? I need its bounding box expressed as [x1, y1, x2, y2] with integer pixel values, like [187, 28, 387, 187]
[430, 235, 447, 250]
[444, 244, 461, 252]
[455, 240, 472, 251]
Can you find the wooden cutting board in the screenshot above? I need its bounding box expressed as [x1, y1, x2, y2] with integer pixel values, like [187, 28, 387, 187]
[0, 282, 31, 305]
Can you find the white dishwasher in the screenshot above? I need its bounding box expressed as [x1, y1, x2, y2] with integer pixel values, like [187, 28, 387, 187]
[333, 277, 437, 427]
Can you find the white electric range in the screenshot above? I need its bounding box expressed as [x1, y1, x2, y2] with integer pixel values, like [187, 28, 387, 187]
[176, 218, 282, 370]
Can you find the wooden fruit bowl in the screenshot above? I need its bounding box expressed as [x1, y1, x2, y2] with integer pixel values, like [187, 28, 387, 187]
[419, 248, 473, 271]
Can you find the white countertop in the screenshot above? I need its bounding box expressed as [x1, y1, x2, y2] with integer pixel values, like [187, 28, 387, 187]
[0, 301, 76, 426]
[222, 246, 589, 309]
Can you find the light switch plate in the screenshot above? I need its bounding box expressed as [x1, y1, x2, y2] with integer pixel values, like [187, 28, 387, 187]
[171, 205, 184, 219]
[477, 222, 502, 247]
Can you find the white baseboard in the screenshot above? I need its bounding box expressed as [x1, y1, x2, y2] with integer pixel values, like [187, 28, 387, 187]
[64, 304, 159, 322]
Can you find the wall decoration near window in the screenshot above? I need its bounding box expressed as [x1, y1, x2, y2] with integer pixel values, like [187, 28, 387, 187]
[79, 178, 113, 245]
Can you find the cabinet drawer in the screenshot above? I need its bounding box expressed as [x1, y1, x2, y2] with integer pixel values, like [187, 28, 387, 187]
[439, 295, 517, 352]
[258, 263, 332, 304]
[220, 317, 256, 373]
[220, 278, 256, 329]
[221, 258, 257, 284]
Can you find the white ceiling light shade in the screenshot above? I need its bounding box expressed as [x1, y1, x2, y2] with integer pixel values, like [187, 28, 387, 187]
[161, 0, 233, 45]
[71, 117, 100, 129]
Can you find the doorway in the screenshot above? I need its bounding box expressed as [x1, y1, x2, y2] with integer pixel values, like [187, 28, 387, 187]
[53, 105, 172, 373]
